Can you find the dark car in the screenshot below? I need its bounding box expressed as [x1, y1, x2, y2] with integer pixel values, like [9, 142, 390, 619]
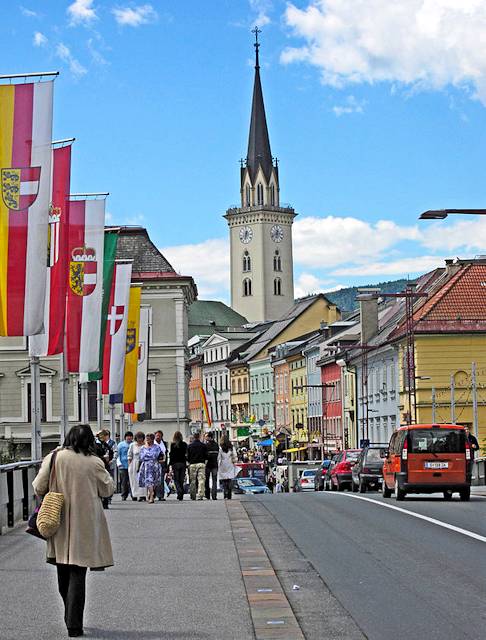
[323, 454, 340, 491]
[351, 446, 386, 493]
[314, 459, 332, 491]
[233, 477, 271, 494]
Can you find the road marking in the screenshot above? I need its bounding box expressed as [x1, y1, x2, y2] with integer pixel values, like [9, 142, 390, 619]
[327, 492, 486, 543]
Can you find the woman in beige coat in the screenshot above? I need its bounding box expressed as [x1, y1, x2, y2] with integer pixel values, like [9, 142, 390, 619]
[33, 424, 114, 638]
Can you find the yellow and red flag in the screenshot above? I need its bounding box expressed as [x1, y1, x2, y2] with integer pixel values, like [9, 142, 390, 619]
[123, 285, 141, 413]
[0, 81, 54, 335]
[199, 387, 212, 427]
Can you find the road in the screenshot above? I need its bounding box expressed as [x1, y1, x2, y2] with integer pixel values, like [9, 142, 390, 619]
[245, 491, 486, 640]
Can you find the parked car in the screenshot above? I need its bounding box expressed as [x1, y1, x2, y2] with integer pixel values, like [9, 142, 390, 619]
[327, 449, 361, 491]
[233, 477, 272, 495]
[323, 454, 340, 491]
[352, 446, 386, 492]
[298, 468, 317, 491]
[382, 423, 472, 501]
[314, 459, 332, 491]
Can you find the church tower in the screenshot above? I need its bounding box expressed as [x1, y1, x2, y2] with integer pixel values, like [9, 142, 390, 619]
[225, 30, 295, 323]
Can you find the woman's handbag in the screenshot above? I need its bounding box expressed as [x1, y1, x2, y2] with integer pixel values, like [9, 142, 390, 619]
[26, 451, 58, 539]
[36, 450, 64, 539]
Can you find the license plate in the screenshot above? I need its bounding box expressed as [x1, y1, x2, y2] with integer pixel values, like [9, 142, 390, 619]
[424, 462, 449, 469]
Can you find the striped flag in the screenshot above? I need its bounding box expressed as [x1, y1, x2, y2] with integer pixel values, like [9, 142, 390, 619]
[133, 305, 150, 419]
[65, 199, 105, 373]
[0, 81, 54, 336]
[199, 387, 212, 427]
[102, 261, 132, 403]
[29, 144, 72, 356]
[123, 286, 141, 413]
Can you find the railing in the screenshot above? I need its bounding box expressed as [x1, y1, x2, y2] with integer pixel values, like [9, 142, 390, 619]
[0, 460, 41, 534]
[472, 457, 486, 486]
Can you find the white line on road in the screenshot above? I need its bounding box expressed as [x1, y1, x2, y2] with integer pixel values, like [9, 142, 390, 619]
[327, 492, 486, 543]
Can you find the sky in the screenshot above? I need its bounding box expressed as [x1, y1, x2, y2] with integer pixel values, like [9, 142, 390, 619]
[5, 0, 486, 302]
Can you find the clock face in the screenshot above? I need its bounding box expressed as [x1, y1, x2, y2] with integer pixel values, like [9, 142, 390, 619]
[239, 226, 253, 244]
[270, 224, 284, 243]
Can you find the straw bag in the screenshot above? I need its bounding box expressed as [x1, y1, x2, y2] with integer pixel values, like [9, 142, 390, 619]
[36, 450, 64, 539]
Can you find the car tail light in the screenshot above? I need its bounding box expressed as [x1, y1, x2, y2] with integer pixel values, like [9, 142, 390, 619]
[465, 439, 471, 461]
[341, 462, 352, 472]
[322, 469, 326, 476]
[402, 438, 408, 461]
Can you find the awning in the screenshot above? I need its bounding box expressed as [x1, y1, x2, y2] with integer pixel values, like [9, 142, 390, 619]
[257, 438, 274, 446]
[282, 446, 308, 453]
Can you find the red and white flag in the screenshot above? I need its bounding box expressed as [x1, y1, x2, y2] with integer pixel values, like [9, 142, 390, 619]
[65, 199, 105, 373]
[134, 306, 150, 415]
[29, 144, 71, 357]
[102, 261, 132, 403]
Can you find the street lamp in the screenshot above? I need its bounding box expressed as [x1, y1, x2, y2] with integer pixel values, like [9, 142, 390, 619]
[419, 209, 486, 220]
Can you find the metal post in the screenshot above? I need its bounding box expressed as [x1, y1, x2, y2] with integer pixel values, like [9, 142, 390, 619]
[472, 362, 478, 438]
[30, 356, 42, 460]
[79, 382, 88, 423]
[431, 387, 436, 423]
[119, 410, 125, 440]
[450, 374, 455, 423]
[59, 353, 68, 444]
[96, 380, 103, 432]
[109, 404, 116, 438]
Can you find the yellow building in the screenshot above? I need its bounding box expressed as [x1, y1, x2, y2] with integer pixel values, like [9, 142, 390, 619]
[288, 350, 308, 458]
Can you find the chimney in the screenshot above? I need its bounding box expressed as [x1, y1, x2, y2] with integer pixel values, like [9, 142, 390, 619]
[357, 288, 380, 344]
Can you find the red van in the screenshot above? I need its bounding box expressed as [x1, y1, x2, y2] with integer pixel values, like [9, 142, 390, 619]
[382, 424, 471, 501]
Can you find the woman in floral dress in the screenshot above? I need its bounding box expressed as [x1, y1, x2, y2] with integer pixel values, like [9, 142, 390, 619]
[127, 431, 146, 501]
[138, 433, 163, 503]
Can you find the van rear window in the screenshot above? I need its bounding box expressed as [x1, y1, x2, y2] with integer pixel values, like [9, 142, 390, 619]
[409, 429, 465, 454]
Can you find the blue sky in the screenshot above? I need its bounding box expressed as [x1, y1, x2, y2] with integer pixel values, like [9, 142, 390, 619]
[6, 1, 486, 301]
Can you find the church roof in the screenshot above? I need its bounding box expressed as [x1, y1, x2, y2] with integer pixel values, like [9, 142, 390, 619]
[113, 226, 175, 273]
[246, 37, 273, 184]
[188, 300, 248, 338]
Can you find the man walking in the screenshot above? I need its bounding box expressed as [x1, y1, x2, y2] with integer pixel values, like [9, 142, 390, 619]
[205, 432, 219, 500]
[117, 431, 133, 500]
[465, 427, 480, 459]
[187, 431, 207, 500]
[154, 430, 168, 500]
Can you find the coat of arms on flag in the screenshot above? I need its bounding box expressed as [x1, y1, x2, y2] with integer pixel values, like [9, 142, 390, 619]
[126, 327, 136, 354]
[47, 205, 61, 267]
[138, 341, 146, 364]
[1, 167, 41, 211]
[108, 305, 125, 335]
[69, 246, 97, 296]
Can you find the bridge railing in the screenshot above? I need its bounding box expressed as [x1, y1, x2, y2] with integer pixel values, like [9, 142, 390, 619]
[0, 460, 41, 534]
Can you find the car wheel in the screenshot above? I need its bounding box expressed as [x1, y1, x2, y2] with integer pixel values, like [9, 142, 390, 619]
[443, 490, 453, 501]
[395, 478, 406, 501]
[359, 478, 366, 493]
[382, 479, 392, 498]
[459, 487, 471, 501]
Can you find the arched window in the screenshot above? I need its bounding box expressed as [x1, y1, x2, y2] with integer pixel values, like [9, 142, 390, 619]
[232, 379, 236, 394]
[274, 277, 282, 295]
[242, 251, 251, 272]
[243, 278, 252, 296]
[257, 183, 264, 205]
[237, 378, 242, 393]
[245, 184, 251, 206]
[270, 184, 275, 205]
[273, 250, 281, 272]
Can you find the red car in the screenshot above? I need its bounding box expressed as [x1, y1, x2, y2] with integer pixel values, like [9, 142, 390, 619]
[326, 449, 361, 491]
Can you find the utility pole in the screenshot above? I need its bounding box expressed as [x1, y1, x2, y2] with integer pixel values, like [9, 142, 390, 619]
[450, 373, 455, 423]
[472, 362, 478, 437]
[431, 387, 436, 423]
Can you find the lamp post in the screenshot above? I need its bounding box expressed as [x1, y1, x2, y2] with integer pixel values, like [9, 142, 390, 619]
[420, 209, 486, 220]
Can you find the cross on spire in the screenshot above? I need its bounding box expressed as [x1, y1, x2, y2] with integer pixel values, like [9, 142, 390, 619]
[252, 26, 261, 68]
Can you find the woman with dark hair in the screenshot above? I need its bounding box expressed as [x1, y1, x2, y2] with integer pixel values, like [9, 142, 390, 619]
[127, 431, 146, 501]
[218, 436, 237, 500]
[32, 424, 114, 637]
[138, 433, 163, 503]
[169, 431, 187, 501]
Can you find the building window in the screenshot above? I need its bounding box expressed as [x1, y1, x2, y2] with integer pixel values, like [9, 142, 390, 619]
[245, 183, 251, 206]
[243, 251, 251, 272]
[243, 278, 252, 296]
[273, 278, 282, 295]
[27, 382, 47, 423]
[237, 378, 242, 393]
[270, 184, 275, 205]
[243, 377, 248, 393]
[257, 183, 264, 205]
[273, 250, 282, 272]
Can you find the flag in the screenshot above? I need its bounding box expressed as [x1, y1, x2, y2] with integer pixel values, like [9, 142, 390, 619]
[88, 231, 118, 381]
[123, 286, 141, 412]
[65, 199, 105, 373]
[0, 81, 54, 336]
[133, 305, 150, 419]
[102, 261, 132, 403]
[29, 144, 72, 356]
[199, 387, 212, 427]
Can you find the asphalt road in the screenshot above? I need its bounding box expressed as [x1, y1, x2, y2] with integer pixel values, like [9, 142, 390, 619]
[249, 491, 486, 640]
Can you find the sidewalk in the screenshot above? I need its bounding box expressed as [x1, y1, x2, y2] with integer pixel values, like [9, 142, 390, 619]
[471, 486, 486, 497]
[0, 496, 254, 640]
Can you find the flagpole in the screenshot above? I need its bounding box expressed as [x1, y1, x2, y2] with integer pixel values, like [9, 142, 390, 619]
[109, 404, 116, 438]
[97, 380, 103, 431]
[30, 356, 42, 460]
[59, 352, 68, 443]
[119, 410, 125, 440]
[80, 382, 88, 423]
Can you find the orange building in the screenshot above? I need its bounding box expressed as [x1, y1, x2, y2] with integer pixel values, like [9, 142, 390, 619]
[188, 354, 203, 429]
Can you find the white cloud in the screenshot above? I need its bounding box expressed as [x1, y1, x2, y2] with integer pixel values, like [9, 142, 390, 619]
[68, 0, 97, 25]
[21, 6, 37, 17]
[87, 37, 108, 65]
[420, 216, 486, 253]
[112, 4, 158, 27]
[56, 43, 87, 77]
[332, 95, 365, 117]
[249, 0, 272, 26]
[332, 255, 445, 277]
[282, 0, 486, 106]
[33, 31, 48, 47]
[161, 238, 230, 299]
[295, 272, 336, 298]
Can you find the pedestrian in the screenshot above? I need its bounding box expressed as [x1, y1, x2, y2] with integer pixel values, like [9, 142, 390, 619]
[205, 431, 219, 500]
[154, 430, 168, 501]
[169, 431, 188, 501]
[32, 424, 114, 638]
[267, 471, 275, 494]
[116, 431, 133, 501]
[218, 436, 237, 500]
[138, 433, 163, 503]
[187, 431, 207, 501]
[95, 431, 113, 509]
[127, 431, 146, 501]
[465, 427, 480, 459]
